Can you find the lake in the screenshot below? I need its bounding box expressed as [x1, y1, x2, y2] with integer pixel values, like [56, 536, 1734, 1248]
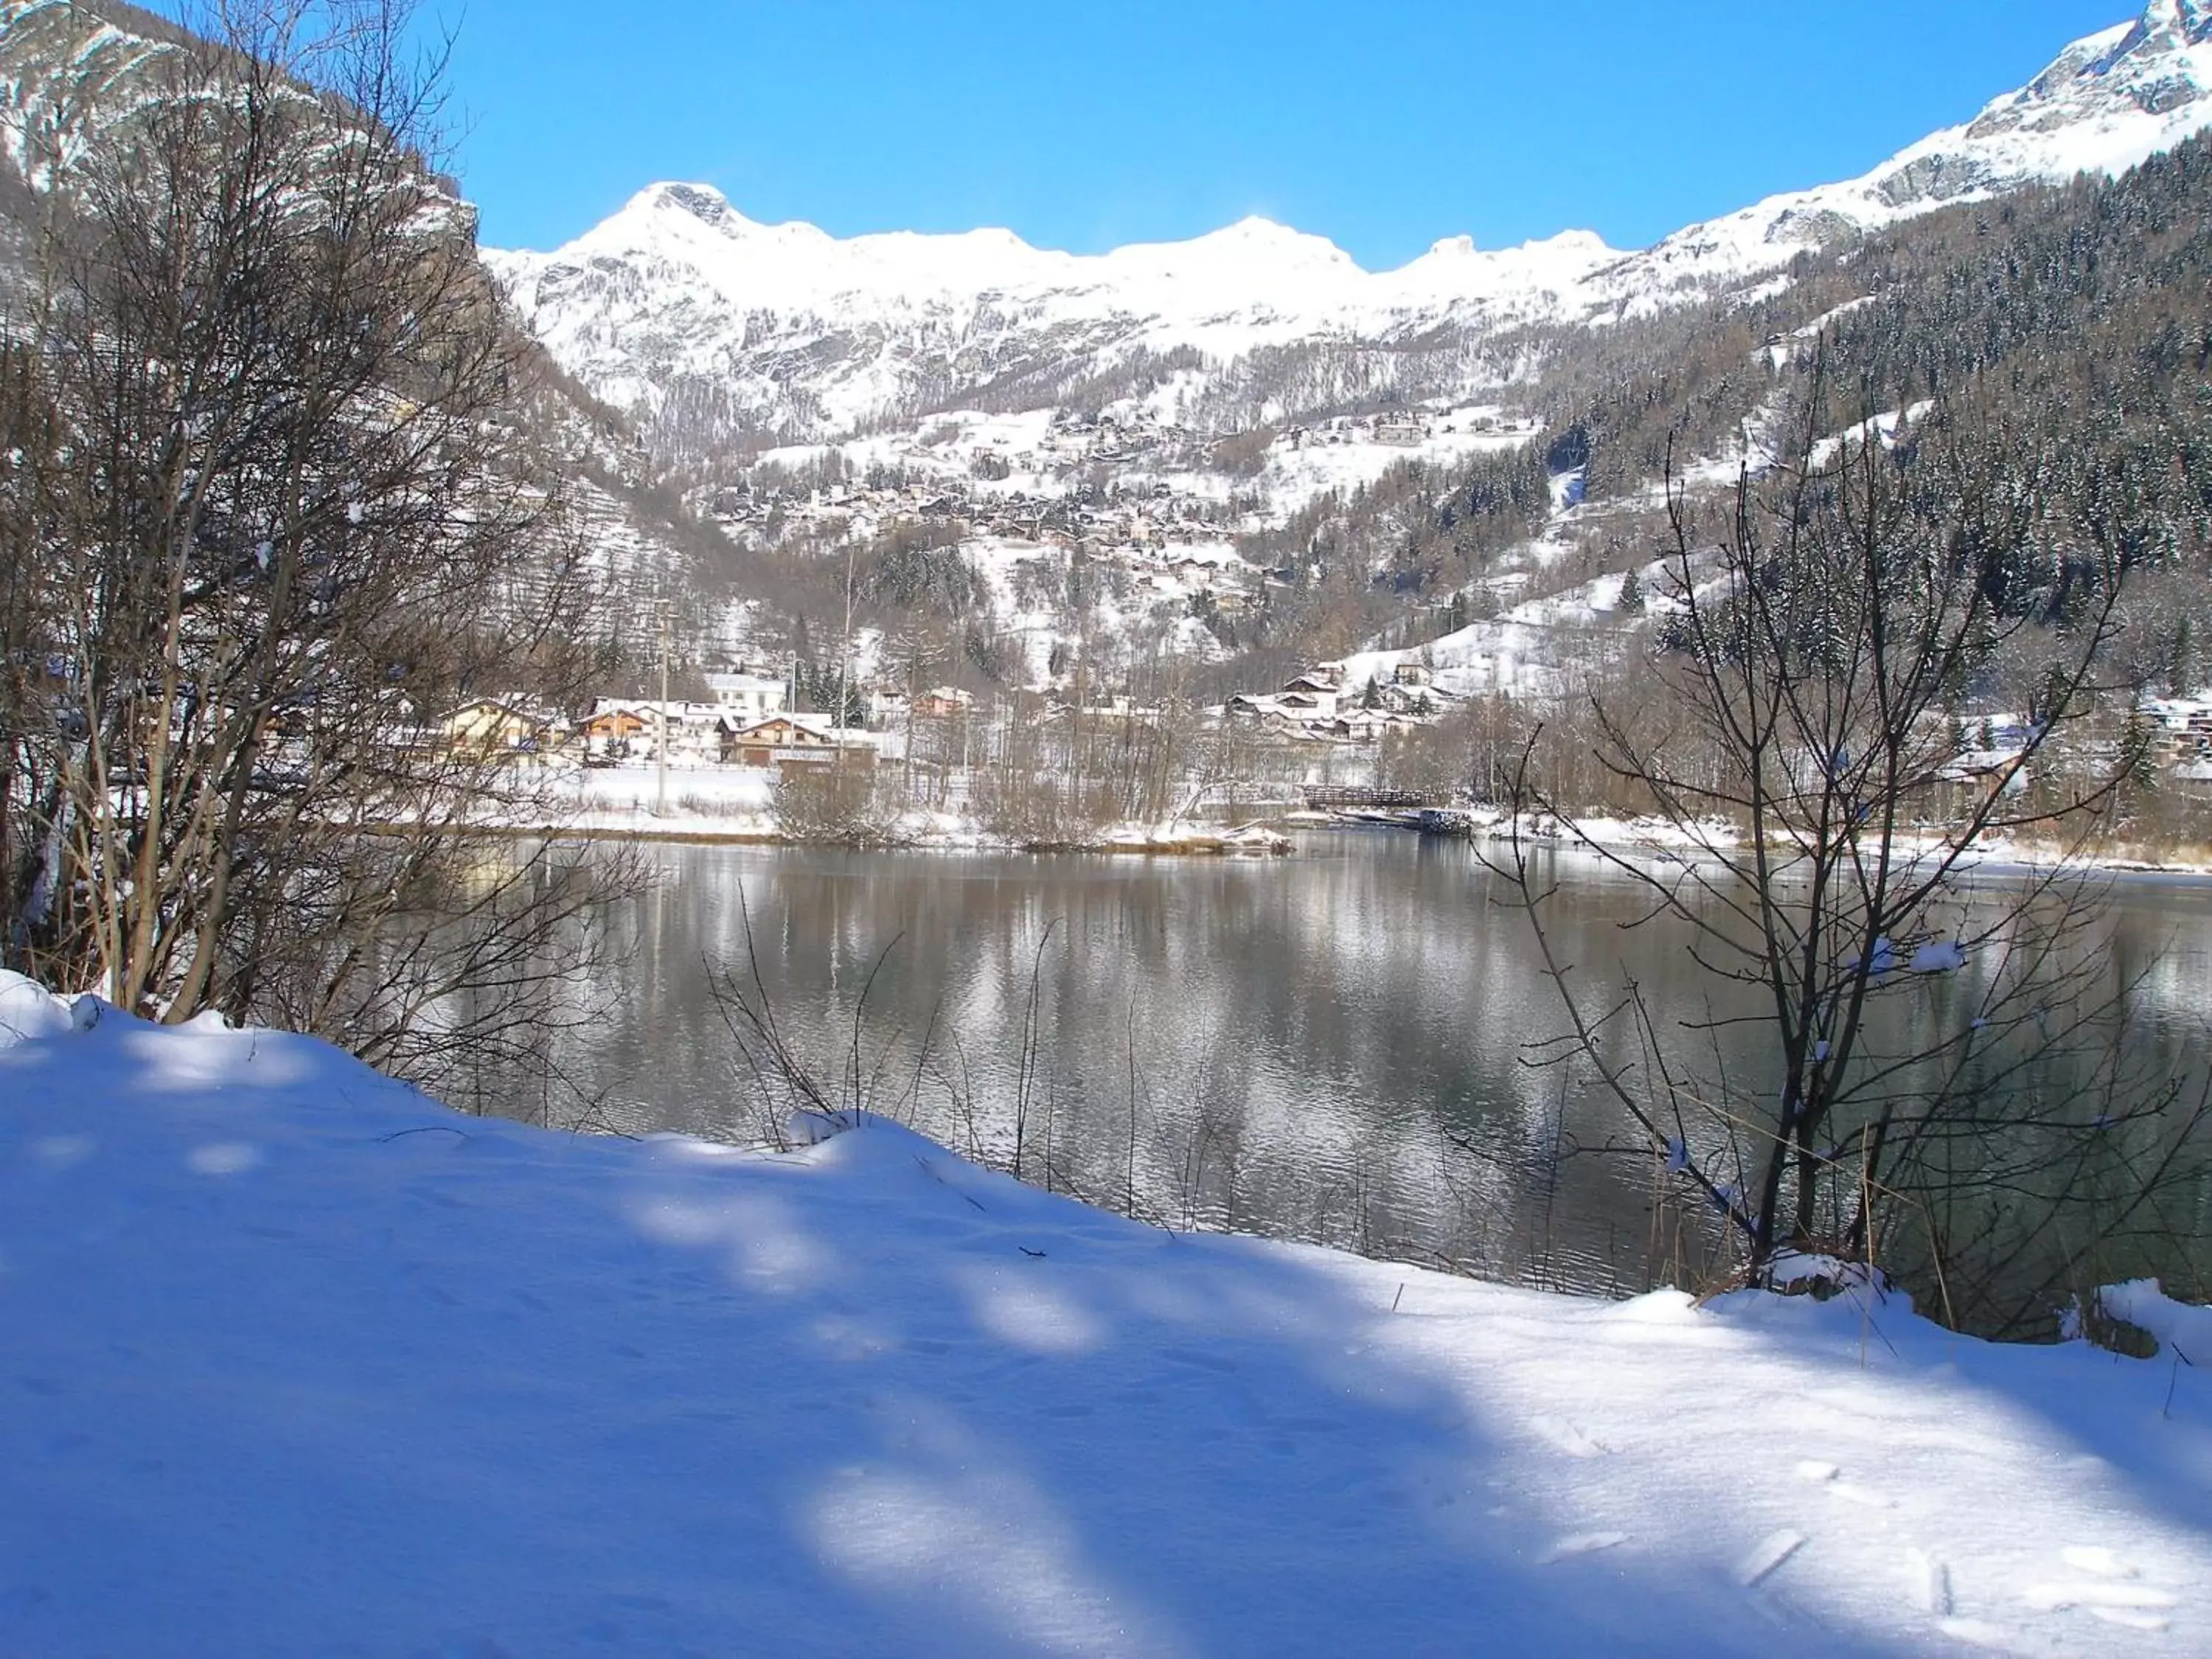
[477, 832, 2212, 1308]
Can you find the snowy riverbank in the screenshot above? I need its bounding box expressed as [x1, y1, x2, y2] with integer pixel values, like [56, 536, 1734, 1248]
[6, 973, 2210, 1656]
[542, 771, 2212, 876]
[1439, 806, 2212, 881]
[538, 765, 1294, 855]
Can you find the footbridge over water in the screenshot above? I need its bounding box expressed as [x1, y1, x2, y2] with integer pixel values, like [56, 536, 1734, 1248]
[1301, 785, 1457, 813]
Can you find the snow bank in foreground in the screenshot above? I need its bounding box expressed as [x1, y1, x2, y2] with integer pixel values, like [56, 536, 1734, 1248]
[4, 986, 2212, 1655]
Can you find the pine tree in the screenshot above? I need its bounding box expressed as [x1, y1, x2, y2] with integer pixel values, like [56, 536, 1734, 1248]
[2124, 706, 2162, 795]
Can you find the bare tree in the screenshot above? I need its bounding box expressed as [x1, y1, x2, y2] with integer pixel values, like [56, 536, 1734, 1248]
[771, 760, 905, 847]
[1495, 369, 2208, 1332]
[0, 0, 622, 1086]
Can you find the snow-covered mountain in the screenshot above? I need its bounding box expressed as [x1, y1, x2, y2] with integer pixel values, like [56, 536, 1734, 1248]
[1606, 0, 2212, 293]
[487, 1, 2212, 447]
[0, 0, 748, 629]
[484, 192, 1620, 441]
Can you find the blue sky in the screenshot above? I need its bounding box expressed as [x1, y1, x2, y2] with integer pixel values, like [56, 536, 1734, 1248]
[419, 0, 2135, 265]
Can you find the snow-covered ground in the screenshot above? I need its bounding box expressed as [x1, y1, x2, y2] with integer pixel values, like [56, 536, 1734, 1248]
[535, 765, 1293, 854]
[5, 973, 2211, 1656]
[1246, 413, 1535, 523]
[547, 762, 779, 839]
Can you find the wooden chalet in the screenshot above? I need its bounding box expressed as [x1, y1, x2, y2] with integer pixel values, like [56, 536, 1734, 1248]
[580, 704, 648, 751]
[720, 714, 865, 771]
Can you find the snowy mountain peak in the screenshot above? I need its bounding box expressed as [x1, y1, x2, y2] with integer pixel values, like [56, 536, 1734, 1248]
[2132, 0, 2211, 48]
[1523, 228, 1613, 257]
[1946, 0, 2211, 181]
[1100, 215, 1360, 285]
[1207, 214, 1348, 263]
[639, 181, 745, 229]
[491, 7, 2212, 445]
[1211, 214, 1304, 240]
[2019, 0, 2211, 103]
[1608, 4, 2212, 298]
[1415, 227, 1613, 264]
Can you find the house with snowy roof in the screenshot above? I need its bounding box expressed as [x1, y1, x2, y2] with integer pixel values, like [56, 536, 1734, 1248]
[720, 712, 872, 771]
[580, 702, 649, 756]
[442, 698, 553, 754]
[703, 671, 789, 726]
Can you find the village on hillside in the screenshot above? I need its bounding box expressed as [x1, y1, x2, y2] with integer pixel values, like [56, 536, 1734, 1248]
[434, 659, 2212, 833]
[677, 402, 1547, 668]
[439, 655, 1461, 783]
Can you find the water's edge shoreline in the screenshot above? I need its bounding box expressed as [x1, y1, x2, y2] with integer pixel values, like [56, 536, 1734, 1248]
[485, 813, 2212, 880]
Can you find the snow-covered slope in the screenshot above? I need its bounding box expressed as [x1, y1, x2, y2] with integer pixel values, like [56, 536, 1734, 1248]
[489, 2, 2212, 442]
[7, 973, 2212, 1655]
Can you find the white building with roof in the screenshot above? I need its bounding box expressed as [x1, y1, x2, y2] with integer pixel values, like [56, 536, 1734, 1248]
[703, 671, 790, 726]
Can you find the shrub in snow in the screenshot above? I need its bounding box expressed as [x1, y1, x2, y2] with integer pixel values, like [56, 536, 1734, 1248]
[0, 971, 69, 1049]
[2063, 1287, 2164, 1360]
[2073, 1279, 2212, 1361]
[1764, 1249, 1899, 1306]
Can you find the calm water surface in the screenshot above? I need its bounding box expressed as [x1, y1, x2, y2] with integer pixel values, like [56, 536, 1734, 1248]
[499, 833, 2212, 1298]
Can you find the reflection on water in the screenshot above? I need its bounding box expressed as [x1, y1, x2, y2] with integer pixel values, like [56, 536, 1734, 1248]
[489, 834, 2212, 1301]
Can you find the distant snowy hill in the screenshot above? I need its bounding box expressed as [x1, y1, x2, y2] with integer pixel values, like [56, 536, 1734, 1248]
[487, 1, 2212, 446]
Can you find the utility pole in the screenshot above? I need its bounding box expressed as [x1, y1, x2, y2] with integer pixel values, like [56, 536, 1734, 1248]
[655, 602, 670, 817]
